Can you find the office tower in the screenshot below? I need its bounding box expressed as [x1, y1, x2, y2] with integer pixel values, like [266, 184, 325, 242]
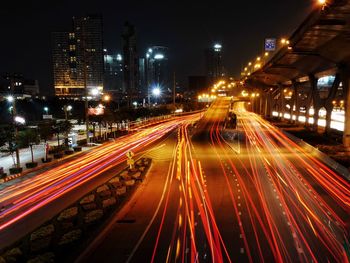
[122, 22, 139, 105]
[104, 50, 124, 94]
[52, 15, 104, 97]
[138, 57, 147, 100]
[206, 43, 224, 85]
[145, 46, 170, 103]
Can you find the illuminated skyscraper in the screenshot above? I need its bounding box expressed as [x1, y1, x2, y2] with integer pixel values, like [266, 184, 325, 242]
[145, 46, 170, 104]
[104, 51, 123, 94]
[206, 43, 224, 85]
[52, 15, 104, 97]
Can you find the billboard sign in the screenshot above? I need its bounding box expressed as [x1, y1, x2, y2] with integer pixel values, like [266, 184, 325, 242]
[43, 114, 53, 119]
[88, 105, 105, 116]
[265, 38, 276, 51]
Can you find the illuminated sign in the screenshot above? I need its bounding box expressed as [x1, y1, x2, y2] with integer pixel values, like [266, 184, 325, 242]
[88, 105, 105, 115]
[265, 38, 276, 51]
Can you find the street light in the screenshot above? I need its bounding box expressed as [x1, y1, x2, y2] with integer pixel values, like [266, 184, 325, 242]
[152, 87, 161, 97]
[6, 95, 14, 103]
[103, 94, 111, 102]
[6, 95, 21, 168]
[91, 88, 100, 97]
[14, 116, 26, 125]
[63, 105, 72, 121]
[44, 107, 49, 114]
[152, 87, 161, 105]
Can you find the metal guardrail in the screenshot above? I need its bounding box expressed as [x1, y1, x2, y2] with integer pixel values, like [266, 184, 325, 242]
[281, 130, 350, 182]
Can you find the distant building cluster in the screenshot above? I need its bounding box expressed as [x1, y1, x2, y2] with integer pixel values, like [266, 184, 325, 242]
[1, 15, 225, 105]
[51, 16, 171, 106]
[0, 73, 40, 98]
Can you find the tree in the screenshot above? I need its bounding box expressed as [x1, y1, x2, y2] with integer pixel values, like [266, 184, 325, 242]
[52, 120, 72, 147]
[38, 121, 55, 143]
[17, 128, 40, 163]
[0, 126, 7, 149]
[0, 125, 17, 166]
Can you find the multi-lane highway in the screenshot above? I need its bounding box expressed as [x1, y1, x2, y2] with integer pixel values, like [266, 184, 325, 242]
[0, 113, 201, 249]
[1, 98, 349, 262]
[79, 98, 350, 263]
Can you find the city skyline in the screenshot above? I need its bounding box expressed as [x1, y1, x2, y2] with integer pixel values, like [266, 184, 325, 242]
[0, 0, 311, 95]
[1, 1, 350, 262]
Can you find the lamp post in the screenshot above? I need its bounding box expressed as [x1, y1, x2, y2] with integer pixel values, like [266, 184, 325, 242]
[63, 105, 72, 121]
[146, 49, 153, 107]
[62, 105, 72, 146]
[152, 86, 161, 105]
[7, 96, 21, 168]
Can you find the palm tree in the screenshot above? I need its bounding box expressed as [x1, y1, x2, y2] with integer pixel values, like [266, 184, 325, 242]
[17, 128, 40, 164]
[52, 120, 72, 147]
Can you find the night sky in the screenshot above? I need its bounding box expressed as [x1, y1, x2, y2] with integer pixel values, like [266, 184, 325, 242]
[0, 0, 313, 95]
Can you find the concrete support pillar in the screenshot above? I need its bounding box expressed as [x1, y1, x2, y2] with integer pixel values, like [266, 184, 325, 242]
[259, 94, 263, 115]
[264, 91, 270, 118]
[280, 86, 285, 121]
[325, 73, 340, 135]
[308, 75, 319, 130]
[313, 106, 320, 131]
[325, 107, 333, 135]
[293, 81, 299, 123]
[342, 70, 350, 147]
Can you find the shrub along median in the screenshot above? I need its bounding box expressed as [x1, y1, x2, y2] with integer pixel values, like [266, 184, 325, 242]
[0, 158, 152, 263]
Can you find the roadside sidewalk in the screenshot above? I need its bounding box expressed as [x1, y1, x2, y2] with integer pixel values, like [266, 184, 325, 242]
[0, 143, 98, 181]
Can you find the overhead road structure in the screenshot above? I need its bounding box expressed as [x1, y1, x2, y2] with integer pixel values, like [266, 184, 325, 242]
[243, 0, 350, 147]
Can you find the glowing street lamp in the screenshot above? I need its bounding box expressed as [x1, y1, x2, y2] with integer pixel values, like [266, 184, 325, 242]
[152, 87, 161, 97]
[6, 95, 14, 103]
[152, 87, 161, 105]
[6, 95, 21, 168]
[63, 105, 72, 120]
[14, 116, 26, 125]
[103, 94, 111, 102]
[44, 107, 49, 114]
[281, 38, 290, 45]
[90, 88, 100, 97]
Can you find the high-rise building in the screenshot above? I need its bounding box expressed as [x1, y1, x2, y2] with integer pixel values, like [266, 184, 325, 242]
[206, 43, 224, 85]
[104, 50, 124, 95]
[145, 46, 170, 104]
[122, 22, 139, 105]
[52, 15, 104, 97]
[138, 57, 147, 100]
[0, 73, 40, 97]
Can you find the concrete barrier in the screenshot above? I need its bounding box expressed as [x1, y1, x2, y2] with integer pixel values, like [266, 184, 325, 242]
[281, 130, 350, 181]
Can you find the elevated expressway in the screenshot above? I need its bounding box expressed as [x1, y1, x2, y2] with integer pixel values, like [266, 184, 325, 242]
[243, 0, 350, 147]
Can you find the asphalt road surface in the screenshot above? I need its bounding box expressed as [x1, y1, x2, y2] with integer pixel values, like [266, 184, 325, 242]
[0, 114, 201, 250]
[79, 98, 350, 263]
